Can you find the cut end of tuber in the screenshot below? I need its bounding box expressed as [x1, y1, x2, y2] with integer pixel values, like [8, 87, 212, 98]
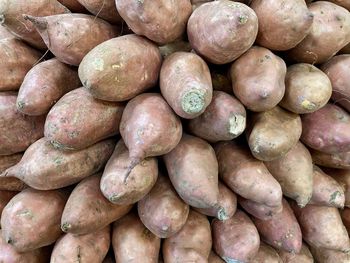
[217, 207, 229, 221]
[229, 115, 246, 137]
[61, 222, 72, 232]
[181, 89, 205, 114]
[23, 14, 48, 31]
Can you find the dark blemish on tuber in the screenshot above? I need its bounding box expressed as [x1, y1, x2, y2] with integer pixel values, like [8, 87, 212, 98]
[329, 191, 342, 206]
[17, 101, 25, 109]
[61, 222, 72, 232]
[77, 246, 82, 263]
[23, 15, 48, 31]
[238, 15, 248, 24]
[6, 237, 13, 244]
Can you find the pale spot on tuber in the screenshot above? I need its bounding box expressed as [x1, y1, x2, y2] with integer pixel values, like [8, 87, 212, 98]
[229, 115, 246, 136]
[301, 100, 316, 110]
[93, 58, 105, 71]
[222, 257, 244, 263]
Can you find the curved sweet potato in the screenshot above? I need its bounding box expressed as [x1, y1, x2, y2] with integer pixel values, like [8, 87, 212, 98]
[310, 246, 350, 263]
[208, 251, 224, 263]
[58, 0, 86, 12]
[277, 243, 313, 263]
[239, 197, 283, 220]
[341, 207, 350, 233]
[250, 243, 282, 263]
[0, 153, 26, 191]
[0, 25, 14, 40]
[0, 190, 17, 217]
[325, 168, 350, 207]
[78, 0, 122, 23]
[311, 149, 350, 169]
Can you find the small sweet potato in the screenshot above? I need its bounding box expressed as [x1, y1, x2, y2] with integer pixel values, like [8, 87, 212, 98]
[0, 153, 26, 191]
[250, 242, 283, 263]
[341, 207, 350, 233]
[159, 40, 192, 58]
[78, 0, 122, 23]
[0, 190, 17, 217]
[112, 213, 161, 263]
[17, 58, 81, 116]
[239, 197, 283, 220]
[79, 34, 162, 102]
[58, 0, 86, 12]
[45, 87, 124, 150]
[187, 0, 258, 64]
[208, 251, 224, 263]
[325, 168, 350, 207]
[0, 25, 14, 40]
[278, 243, 313, 263]
[309, 245, 350, 263]
[311, 149, 350, 169]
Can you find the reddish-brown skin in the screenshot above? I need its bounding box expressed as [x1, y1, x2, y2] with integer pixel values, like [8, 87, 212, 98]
[278, 243, 314, 263]
[311, 149, 350, 169]
[116, 0, 192, 44]
[321, 54, 350, 112]
[100, 139, 158, 205]
[112, 213, 161, 263]
[212, 209, 260, 262]
[253, 199, 302, 254]
[45, 87, 124, 150]
[250, 243, 283, 263]
[163, 134, 219, 209]
[58, 0, 87, 12]
[187, 0, 258, 64]
[160, 52, 213, 119]
[0, 38, 42, 91]
[239, 197, 283, 220]
[138, 174, 190, 238]
[79, 34, 162, 102]
[61, 174, 132, 235]
[163, 210, 212, 263]
[0, 153, 26, 191]
[208, 251, 224, 263]
[301, 104, 350, 154]
[310, 246, 350, 263]
[0, 25, 14, 40]
[51, 225, 110, 263]
[0, 190, 17, 217]
[1, 188, 67, 252]
[0, 92, 45, 156]
[251, 0, 313, 51]
[24, 14, 118, 66]
[17, 58, 81, 116]
[0, 0, 70, 49]
[78, 0, 122, 23]
[288, 1, 350, 64]
[265, 142, 314, 207]
[1, 138, 115, 190]
[325, 168, 350, 207]
[341, 207, 350, 233]
[188, 91, 246, 142]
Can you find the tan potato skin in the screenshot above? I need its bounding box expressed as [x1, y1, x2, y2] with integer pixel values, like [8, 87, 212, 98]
[208, 251, 224, 263]
[0, 190, 17, 217]
[79, 35, 162, 102]
[112, 213, 161, 263]
[45, 87, 124, 150]
[288, 1, 350, 64]
[187, 0, 258, 64]
[0, 153, 26, 191]
[325, 168, 350, 207]
[0, 25, 14, 40]
[265, 142, 314, 207]
[17, 58, 81, 116]
[311, 149, 350, 169]
[310, 245, 350, 263]
[239, 197, 283, 220]
[280, 63, 332, 114]
[61, 174, 132, 235]
[1, 188, 67, 252]
[247, 106, 302, 161]
[51, 225, 110, 263]
[250, 243, 283, 263]
[163, 210, 212, 263]
[277, 243, 313, 263]
[77, 0, 122, 23]
[58, 0, 86, 12]
[230, 46, 286, 112]
[251, 0, 313, 51]
[341, 207, 350, 234]
[160, 52, 213, 119]
[1, 138, 115, 190]
[138, 174, 190, 238]
[0, 92, 45, 156]
[24, 14, 118, 66]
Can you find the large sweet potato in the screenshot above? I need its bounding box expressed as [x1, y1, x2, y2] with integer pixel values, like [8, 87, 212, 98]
[326, 168, 350, 207]
[310, 245, 350, 263]
[239, 197, 283, 220]
[250, 242, 283, 263]
[278, 243, 314, 263]
[78, 0, 122, 23]
[0, 190, 17, 218]
[58, 0, 86, 12]
[311, 149, 350, 169]
[0, 153, 26, 191]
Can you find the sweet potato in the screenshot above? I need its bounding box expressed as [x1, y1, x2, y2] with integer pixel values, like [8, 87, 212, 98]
[251, 0, 313, 51]
[61, 174, 132, 235]
[247, 106, 302, 161]
[0, 0, 70, 49]
[187, 91, 246, 142]
[230, 46, 286, 112]
[24, 13, 118, 66]
[325, 168, 350, 207]
[45, 87, 124, 150]
[112, 213, 161, 263]
[288, 1, 350, 64]
[208, 251, 224, 263]
[280, 63, 332, 114]
[301, 103, 350, 154]
[77, 0, 122, 23]
[163, 134, 219, 209]
[212, 209, 260, 262]
[0, 92, 45, 156]
[79, 34, 162, 102]
[341, 207, 350, 233]
[250, 243, 283, 263]
[116, 0, 192, 44]
[239, 197, 283, 220]
[160, 52, 212, 119]
[17, 58, 81, 116]
[159, 40, 192, 58]
[0, 153, 26, 191]
[187, 0, 258, 64]
[311, 149, 350, 169]
[163, 210, 212, 262]
[1, 188, 67, 252]
[0, 25, 14, 40]
[138, 174, 189, 238]
[1, 138, 115, 190]
[265, 142, 314, 207]
[51, 225, 110, 263]
[0, 190, 17, 218]
[58, 0, 86, 12]
[278, 243, 314, 263]
[310, 245, 350, 263]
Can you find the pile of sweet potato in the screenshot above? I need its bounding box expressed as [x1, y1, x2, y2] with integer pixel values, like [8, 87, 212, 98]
[0, 0, 350, 262]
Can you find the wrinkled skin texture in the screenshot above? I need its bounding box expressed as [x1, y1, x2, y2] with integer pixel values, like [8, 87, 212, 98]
[301, 104, 350, 154]
[78, 0, 122, 23]
[164, 134, 219, 209]
[0, 38, 42, 91]
[160, 52, 213, 119]
[310, 246, 350, 263]
[17, 58, 81, 116]
[280, 63, 332, 114]
[58, 0, 86, 12]
[0, 190, 17, 217]
[79, 35, 162, 102]
[1, 138, 115, 190]
[138, 174, 189, 238]
[0, 25, 14, 40]
[230, 46, 286, 112]
[0, 153, 26, 191]
[187, 0, 258, 64]
[325, 168, 350, 207]
[251, 0, 313, 51]
[116, 0, 192, 44]
[1, 188, 67, 252]
[341, 208, 350, 234]
[188, 91, 246, 142]
[45, 87, 124, 150]
[250, 242, 283, 263]
[163, 210, 212, 263]
[277, 243, 313, 263]
[311, 149, 350, 169]
[247, 106, 302, 161]
[239, 197, 283, 220]
[0, 92, 45, 156]
[61, 174, 132, 235]
[112, 213, 161, 263]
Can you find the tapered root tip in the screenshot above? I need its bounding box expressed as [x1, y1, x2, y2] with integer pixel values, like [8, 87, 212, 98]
[123, 157, 142, 184]
[23, 14, 47, 31]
